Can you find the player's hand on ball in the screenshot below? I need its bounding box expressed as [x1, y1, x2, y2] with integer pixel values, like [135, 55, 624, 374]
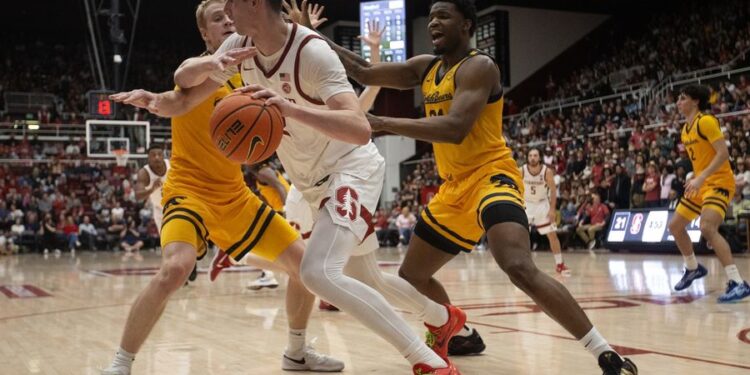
[110, 89, 161, 115]
[237, 84, 294, 116]
[210, 47, 257, 71]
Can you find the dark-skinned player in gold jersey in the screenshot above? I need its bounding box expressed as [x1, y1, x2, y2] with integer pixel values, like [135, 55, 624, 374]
[319, 1, 638, 374]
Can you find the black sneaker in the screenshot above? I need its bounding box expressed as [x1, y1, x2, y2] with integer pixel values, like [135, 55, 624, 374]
[188, 264, 198, 282]
[598, 351, 638, 375]
[447, 327, 486, 356]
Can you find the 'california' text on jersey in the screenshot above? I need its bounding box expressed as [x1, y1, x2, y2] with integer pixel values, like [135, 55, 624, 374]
[421, 50, 510, 182]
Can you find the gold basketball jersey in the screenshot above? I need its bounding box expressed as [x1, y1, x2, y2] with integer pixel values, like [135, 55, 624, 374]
[681, 112, 734, 185]
[421, 50, 510, 182]
[165, 73, 246, 201]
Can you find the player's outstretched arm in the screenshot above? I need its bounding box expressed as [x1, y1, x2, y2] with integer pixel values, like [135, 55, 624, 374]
[110, 80, 220, 118]
[174, 47, 256, 89]
[331, 43, 433, 90]
[368, 55, 499, 144]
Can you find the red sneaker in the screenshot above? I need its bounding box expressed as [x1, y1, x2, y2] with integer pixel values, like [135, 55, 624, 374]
[424, 304, 467, 361]
[210, 249, 234, 282]
[413, 360, 461, 374]
[318, 300, 340, 311]
[556, 263, 571, 275]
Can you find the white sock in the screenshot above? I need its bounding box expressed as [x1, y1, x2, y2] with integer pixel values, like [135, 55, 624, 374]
[554, 253, 563, 265]
[580, 327, 615, 359]
[456, 324, 473, 337]
[286, 329, 306, 355]
[725, 264, 743, 283]
[683, 254, 698, 270]
[403, 339, 446, 368]
[423, 303, 449, 328]
[109, 347, 135, 368]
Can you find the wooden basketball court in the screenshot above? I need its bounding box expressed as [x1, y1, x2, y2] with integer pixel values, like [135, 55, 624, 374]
[1, 249, 748, 374]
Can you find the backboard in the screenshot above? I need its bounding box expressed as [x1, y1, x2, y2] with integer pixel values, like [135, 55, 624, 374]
[86, 120, 150, 159]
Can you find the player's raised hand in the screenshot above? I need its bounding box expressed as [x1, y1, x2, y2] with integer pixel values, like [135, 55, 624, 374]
[358, 19, 386, 49]
[306, 1, 328, 29]
[284, 0, 327, 29]
[110, 89, 161, 115]
[236, 84, 295, 116]
[210, 47, 257, 71]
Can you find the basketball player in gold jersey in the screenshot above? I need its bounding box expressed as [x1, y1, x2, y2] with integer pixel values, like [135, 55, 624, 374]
[103, 1, 343, 373]
[668, 84, 749, 303]
[324, 1, 637, 373]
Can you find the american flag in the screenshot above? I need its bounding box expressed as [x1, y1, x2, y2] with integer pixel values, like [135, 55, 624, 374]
[280, 72, 290, 81]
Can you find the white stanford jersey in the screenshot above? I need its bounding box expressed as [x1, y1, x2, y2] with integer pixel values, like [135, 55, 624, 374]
[522, 164, 549, 203]
[144, 159, 170, 211]
[211, 24, 383, 195]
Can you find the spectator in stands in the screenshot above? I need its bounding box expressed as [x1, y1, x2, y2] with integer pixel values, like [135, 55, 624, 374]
[0, 231, 8, 255]
[660, 165, 676, 207]
[78, 215, 97, 251]
[396, 206, 417, 247]
[120, 216, 144, 254]
[111, 200, 125, 222]
[559, 198, 578, 232]
[62, 215, 79, 252]
[9, 204, 23, 222]
[374, 208, 396, 247]
[41, 213, 59, 253]
[631, 165, 646, 208]
[10, 218, 24, 249]
[37, 192, 52, 215]
[576, 192, 611, 249]
[0, 201, 9, 229]
[107, 214, 126, 250]
[598, 165, 616, 206]
[735, 160, 750, 197]
[672, 165, 688, 198]
[612, 164, 632, 209]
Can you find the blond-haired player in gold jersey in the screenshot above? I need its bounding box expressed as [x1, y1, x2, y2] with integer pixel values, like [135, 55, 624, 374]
[324, 0, 637, 373]
[668, 84, 749, 303]
[102, 1, 344, 373]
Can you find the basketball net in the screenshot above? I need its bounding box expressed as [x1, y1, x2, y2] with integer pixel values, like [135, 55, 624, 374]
[113, 149, 129, 167]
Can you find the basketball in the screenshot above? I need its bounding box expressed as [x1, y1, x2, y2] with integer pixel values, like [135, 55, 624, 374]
[209, 93, 285, 165]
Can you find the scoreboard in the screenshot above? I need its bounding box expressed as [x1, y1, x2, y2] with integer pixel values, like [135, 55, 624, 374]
[360, 0, 406, 62]
[87, 90, 115, 118]
[605, 209, 701, 252]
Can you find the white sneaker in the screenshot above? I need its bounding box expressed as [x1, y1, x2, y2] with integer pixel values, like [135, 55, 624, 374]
[101, 364, 130, 375]
[587, 240, 597, 250]
[247, 271, 280, 290]
[282, 346, 344, 372]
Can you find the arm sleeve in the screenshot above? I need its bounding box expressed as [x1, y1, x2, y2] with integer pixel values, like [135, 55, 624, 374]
[698, 115, 723, 143]
[299, 39, 355, 103]
[208, 33, 244, 84]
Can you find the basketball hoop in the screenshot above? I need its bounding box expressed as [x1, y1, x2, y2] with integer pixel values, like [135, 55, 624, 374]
[113, 149, 129, 167]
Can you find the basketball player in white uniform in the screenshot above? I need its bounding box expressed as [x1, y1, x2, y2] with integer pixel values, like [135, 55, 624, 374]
[134, 144, 169, 232]
[522, 148, 569, 274]
[170, 1, 465, 373]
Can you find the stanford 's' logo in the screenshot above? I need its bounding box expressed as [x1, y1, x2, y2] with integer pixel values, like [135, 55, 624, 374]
[335, 187, 359, 221]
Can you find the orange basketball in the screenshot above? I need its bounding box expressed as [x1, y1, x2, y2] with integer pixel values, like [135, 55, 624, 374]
[209, 93, 285, 165]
